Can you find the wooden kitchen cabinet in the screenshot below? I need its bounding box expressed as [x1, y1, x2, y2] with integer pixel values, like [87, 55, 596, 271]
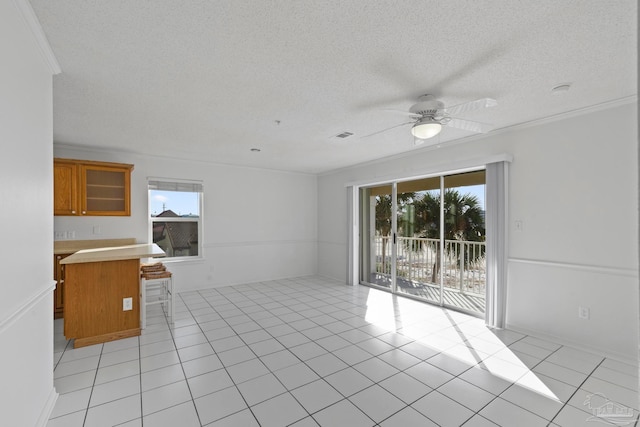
[54, 158, 134, 216]
[53, 160, 78, 215]
[53, 253, 72, 319]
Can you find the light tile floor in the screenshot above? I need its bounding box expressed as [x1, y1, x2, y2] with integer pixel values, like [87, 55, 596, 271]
[48, 276, 639, 427]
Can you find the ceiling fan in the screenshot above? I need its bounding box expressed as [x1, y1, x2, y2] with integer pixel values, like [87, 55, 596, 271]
[365, 94, 497, 144]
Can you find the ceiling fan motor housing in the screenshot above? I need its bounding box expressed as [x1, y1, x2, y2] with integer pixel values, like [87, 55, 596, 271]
[409, 95, 445, 118]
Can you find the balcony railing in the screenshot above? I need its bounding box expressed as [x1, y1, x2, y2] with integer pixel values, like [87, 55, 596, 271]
[374, 236, 486, 295]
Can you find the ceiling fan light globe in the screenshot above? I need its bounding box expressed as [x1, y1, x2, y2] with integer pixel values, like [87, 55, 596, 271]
[411, 121, 442, 139]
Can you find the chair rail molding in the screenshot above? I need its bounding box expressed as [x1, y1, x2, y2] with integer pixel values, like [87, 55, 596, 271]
[0, 281, 56, 335]
[508, 257, 638, 278]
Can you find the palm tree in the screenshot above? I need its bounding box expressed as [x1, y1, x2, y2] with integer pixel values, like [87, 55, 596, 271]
[413, 189, 485, 282]
[375, 192, 415, 273]
[415, 189, 485, 241]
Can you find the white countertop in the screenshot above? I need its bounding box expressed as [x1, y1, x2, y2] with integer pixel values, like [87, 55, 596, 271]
[54, 238, 137, 254]
[61, 243, 166, 264]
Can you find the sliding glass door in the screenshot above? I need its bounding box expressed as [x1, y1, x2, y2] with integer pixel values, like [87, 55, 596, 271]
[441, 172, 487, 314]
[359, 170, 487, 316]
[395, 177, 442, 305]
[359, 183, 394, 290]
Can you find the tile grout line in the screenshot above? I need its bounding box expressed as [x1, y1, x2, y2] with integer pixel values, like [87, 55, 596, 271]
[547, 357, 606, 426]
[137, 334, 143, 427]
[164, 292, 205, 426]
[235, 280, 510, 425]
[191, 282, 564, 426]
[223, 281, 443, 425]
[473, 338, 560, 426]
[50, 277, 638, 427]
[193, 287, 265, 426]
[198, 285, 316, 426]
[83, 342, 104, 426]
[206, 281, 370, 424]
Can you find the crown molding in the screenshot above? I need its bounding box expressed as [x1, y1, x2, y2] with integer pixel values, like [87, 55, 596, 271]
[12, 0, 61, 75]
[53, 142, 319, 177]
[492, 94, 637, 134]
[320, 95, 638, 177]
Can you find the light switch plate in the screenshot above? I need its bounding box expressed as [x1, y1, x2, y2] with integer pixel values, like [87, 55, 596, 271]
[578, 306, 590, 319]
[123, 297, 133, 311]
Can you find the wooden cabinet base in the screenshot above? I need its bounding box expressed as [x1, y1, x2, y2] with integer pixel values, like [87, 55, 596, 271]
[54, 253, 72, 319]
[73, 328, 141, 348]
[64, 259, 141, 347]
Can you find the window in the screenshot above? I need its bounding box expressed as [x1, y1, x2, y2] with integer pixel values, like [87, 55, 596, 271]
[148, 179, 203, 259]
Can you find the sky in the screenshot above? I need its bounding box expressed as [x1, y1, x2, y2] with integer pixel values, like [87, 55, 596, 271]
[149, 190, 200, 216]
[455, 184, 485, 210]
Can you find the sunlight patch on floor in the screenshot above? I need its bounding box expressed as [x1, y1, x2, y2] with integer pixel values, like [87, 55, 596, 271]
[363, 286, 560, 402]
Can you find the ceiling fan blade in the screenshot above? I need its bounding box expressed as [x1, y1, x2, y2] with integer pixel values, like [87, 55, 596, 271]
[383, 109, 422, 118]
[361, 121, 414, 138]
[447, 118, 493, 133]
[442, 98, 497, 116]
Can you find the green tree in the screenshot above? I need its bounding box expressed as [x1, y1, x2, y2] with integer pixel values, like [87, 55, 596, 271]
[375, 192, 415, 272]
[414, 190, 485, 241]
[413, 189, 485, 282]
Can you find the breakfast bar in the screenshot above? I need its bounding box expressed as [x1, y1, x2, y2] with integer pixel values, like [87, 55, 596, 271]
[61, 243, 165, 348]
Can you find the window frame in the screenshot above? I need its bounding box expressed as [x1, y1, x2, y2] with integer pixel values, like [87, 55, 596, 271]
[148, 178, 203, 261]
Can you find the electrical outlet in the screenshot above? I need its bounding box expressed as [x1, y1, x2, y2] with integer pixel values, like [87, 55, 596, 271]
[514, 220, 523, 232]
[54, 231, 65, 239]
[93, 225, 101, 235]
[578, 306, 590, 319]
[123, 297, 133, 311]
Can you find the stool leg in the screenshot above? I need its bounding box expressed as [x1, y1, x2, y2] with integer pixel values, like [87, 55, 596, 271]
[168, 277, 174, 324]
[140, 278, 146, 329]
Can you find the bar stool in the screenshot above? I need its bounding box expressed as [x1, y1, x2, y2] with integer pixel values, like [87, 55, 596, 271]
[140, 274, 173, 329]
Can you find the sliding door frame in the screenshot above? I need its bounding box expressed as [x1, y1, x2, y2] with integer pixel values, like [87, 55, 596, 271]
[349, 154, 512, 323]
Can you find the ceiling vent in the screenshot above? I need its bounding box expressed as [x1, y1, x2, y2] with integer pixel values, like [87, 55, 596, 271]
[334, 131, 354, 139]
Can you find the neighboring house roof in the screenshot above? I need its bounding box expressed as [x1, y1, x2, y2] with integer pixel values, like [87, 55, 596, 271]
[152, 223, 165, 242]
[156, 210, 179, 217]
[165, 222, 197, 250]
[154, 210, 197, 250]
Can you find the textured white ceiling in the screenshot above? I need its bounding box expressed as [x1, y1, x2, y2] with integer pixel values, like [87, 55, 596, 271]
[30, 0, 637, 173]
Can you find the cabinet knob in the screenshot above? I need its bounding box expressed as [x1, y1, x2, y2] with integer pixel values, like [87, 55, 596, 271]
[82, 211, 86, 214]
[71, 210, 76, 214]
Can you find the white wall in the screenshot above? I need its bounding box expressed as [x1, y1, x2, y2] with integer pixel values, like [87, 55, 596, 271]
[317, 101, 639, 362]
[54, 146, 318, 292]
[0, 1, 59, 425]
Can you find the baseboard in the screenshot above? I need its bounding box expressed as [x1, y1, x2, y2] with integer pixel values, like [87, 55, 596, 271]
[73, 328, 141, 348]
[35, 387, 58, 427]
[506, 323, 638, 367]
